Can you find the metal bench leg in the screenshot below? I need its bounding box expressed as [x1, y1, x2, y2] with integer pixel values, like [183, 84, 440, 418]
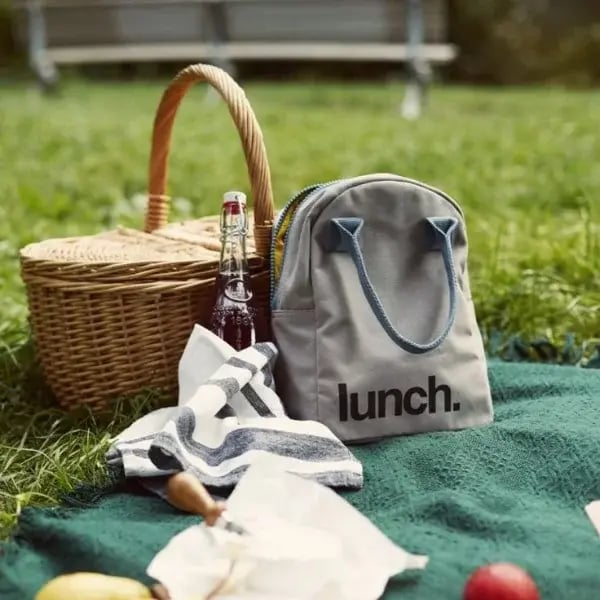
[203, 0, 236, 104]
[26, 0, 59, 92]
[401, 0, 431, 120]
[207, 0, 236, 76]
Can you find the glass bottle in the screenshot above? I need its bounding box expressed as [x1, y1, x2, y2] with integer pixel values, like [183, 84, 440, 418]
[209, 191, 256, 351]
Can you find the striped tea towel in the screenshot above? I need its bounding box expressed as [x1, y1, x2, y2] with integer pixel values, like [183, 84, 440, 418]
[106, 325, 363, 492]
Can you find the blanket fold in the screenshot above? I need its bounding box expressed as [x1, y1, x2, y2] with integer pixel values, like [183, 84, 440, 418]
[106, 326, 363, 492]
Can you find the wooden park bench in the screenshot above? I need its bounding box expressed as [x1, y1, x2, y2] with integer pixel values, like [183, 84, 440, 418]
[12, 0, 457, 116]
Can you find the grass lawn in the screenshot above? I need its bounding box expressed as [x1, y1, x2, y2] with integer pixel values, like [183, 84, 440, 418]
[0, 78, 599, 538]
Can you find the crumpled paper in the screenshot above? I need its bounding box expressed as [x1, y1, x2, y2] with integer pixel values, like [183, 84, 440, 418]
[147, 457, 427, 600]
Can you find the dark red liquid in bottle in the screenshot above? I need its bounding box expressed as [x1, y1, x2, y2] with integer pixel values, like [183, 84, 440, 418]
[210, 192, 257, 351]
[211, 274, 256, 351]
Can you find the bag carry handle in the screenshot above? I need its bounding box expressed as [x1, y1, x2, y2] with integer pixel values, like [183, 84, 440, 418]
[331, 216, 459, 354]
[144, 63, 274, 259]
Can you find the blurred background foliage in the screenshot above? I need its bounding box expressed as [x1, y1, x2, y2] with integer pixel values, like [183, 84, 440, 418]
[448, 0, 600, 85]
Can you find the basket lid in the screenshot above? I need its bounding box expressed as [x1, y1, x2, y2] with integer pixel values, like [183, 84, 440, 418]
[20, 216, 263, 283]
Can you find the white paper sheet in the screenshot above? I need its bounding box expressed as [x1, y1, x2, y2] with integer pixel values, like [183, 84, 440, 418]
[147, 456, 427, 600]
[585, 500, 600, 536]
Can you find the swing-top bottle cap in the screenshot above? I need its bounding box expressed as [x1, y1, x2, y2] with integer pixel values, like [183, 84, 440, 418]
[223, 191, 247, 206]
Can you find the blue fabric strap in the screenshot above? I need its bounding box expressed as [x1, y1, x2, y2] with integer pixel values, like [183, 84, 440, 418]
[331, 216, 459, 355]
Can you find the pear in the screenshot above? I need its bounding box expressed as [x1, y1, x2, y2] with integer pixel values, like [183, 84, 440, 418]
[35, 572, 152, 600]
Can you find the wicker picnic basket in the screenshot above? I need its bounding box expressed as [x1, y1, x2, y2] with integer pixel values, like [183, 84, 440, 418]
[19, 63, 275, 411]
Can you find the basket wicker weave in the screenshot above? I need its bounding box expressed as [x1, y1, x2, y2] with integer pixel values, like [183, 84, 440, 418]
[19, 63, 275, 411]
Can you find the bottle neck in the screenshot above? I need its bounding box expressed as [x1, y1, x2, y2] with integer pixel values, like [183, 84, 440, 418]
[218, 204, 249, 283]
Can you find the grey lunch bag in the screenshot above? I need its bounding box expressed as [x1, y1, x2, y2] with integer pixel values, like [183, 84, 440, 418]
[269, 174, 494, 443]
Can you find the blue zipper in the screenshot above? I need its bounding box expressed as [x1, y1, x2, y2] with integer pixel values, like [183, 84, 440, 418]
[269, 179, 346, 307]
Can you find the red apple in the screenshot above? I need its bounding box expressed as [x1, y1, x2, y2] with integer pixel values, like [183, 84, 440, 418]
[463, 562, 540, 600]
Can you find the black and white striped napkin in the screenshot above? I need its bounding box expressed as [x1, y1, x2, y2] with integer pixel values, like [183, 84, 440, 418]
[106, 325, 363, 492]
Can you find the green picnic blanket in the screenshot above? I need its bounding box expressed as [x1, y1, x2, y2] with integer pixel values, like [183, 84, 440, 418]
[1, 360, 600, 600]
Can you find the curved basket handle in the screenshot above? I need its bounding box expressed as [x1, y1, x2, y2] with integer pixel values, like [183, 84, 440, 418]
[145, 63, 274, 259]
[331, 216, 459, 354]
